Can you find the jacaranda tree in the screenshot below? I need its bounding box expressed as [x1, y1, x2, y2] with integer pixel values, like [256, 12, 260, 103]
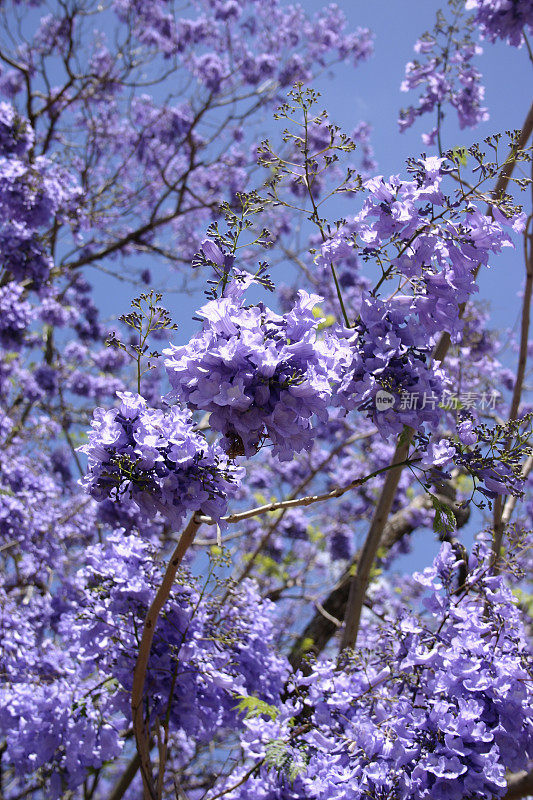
[1, 1, 532, 799]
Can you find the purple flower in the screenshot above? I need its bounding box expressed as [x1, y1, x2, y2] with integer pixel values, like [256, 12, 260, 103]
[80, 392, 243, 527]
[466, 0, 533, 46]
[165, 288, 337, 460]
[457, 419, 476, 445]
[227, 541, 533, 800]
[0, 102, 34, 156]
[34, 364, 58, 395]
[399, 24, 488, 139]
[0, 281, 31, 347]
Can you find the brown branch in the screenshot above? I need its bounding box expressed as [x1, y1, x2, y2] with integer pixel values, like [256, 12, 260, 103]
[291, 488, 470, 669]
[491, 102, 533, 203]
[131, 515, 201, 800]
[504, 768, 533, 800]
[501, 454, 533, 527]
[492, 210, 533, 565]
[221, 429, 375, 592]
[195, 455, 415, 528]
[339, 435, 413, 652]
[509, 223, 533, 425]
[108, 752, 141, 800]
[63, 207, 180, 272]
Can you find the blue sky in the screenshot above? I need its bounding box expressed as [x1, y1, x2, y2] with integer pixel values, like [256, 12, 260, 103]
[306, 0, 528, 172]
[88, 0, 531, 341]
[303, 0, 530, 334]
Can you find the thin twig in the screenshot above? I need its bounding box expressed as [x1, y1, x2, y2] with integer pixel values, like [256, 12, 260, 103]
[194, 457, 416, 527]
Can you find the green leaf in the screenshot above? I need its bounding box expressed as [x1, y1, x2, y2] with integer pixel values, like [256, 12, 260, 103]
[431, 495, 457, 535]
[265, 738, 307, 783]
[233, 694, 279, 721]
[512, 587, 533, 617]
[317, 314, 336, 331]
[307, 524, 324, 544]
[253, 553, 288, 580]
[299, 637, 315, 653]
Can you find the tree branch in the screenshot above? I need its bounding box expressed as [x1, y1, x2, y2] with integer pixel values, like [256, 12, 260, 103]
[195, 456, 416, 527]
[131, 515, 201, 800]
[220, 429, 376, 592]
[504, 768, 533, 800]
[339, 434, 413, 652]
[291, 488, 470, 669]
[108, 752, 141, 800]
[491, 102, 533, 203]
[492, 197, 533, 564]
[339, 104, 533, 653]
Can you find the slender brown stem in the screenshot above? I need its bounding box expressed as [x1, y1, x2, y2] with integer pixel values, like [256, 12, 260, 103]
[195, 456, 417, 527]
[131, 516, 201, 800]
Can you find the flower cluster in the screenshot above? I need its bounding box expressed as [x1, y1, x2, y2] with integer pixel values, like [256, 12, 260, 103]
[221, 543, 533, 800]
[165, 286, 337, 460]
[0, 221, 53, 287]
[1, 519, 288, 799]
[0, 101, 34, 156]
[0, 104, 81, 288]
[0, 587, 123, 800]
[399, 23, 488, 140]
[341, 160, 519, 336]
[0, 280, 32, 348]
[72, 534, 288, 750]
[466, 0, 533, 46]
[420, 414, 531, 500]
[0, 446, 100, 590]
[0, 157, 79, 229]
[334, 294, 450, 436]
[80, 391, 242, 527]
[324, 159, 521, 436]
[112, 0, 373, 84]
